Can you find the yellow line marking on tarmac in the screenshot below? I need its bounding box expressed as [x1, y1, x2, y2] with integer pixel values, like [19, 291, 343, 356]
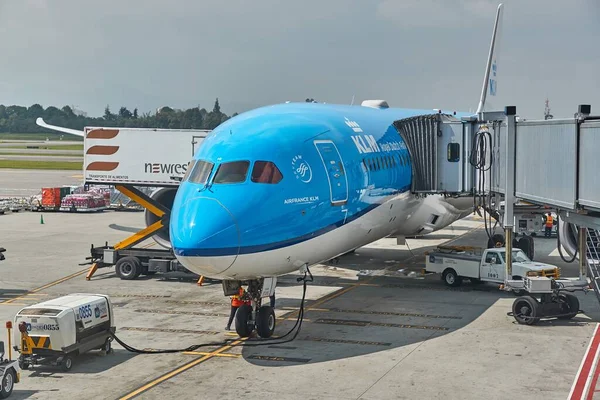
[119, 339, 246, 400]
[1, 268, 88, 304]
[119, 222, 485, 398]
[182, 351, 241, 358]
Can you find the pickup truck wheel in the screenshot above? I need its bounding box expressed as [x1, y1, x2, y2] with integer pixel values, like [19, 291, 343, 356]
[442, 269, 462, 287]
[0, 368, 15, 399]
[512, 296, 540, 325]
[557, 293, 579, 319]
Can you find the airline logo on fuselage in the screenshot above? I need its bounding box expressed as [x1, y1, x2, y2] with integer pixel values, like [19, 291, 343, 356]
[291, 155, 312, 183]
[351, 135, 407, 154]
[344, 118, 363, 133]
[351, 135, 380, 154]
[489, 60, 497, 96]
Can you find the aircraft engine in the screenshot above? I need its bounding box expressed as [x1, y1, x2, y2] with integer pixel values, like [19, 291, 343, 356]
[144, 187, 178, 249]
[558, 218, 580, 259]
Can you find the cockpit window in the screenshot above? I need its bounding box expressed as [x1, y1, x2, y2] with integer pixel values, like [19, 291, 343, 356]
[213, 161, 250, 184]
[251, 161, 283, 184]
[182, 160, 196, 182]
[186, 160, 214, 184]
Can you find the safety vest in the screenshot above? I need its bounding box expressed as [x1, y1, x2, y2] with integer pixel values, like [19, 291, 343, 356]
[545, 215, 553, 227]
[231, 288, 250, 307]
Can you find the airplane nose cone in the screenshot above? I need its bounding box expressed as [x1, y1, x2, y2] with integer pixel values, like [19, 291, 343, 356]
[170, 196, 240, 275]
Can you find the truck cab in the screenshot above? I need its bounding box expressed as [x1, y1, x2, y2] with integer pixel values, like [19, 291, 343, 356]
[425, 246, 560, 287]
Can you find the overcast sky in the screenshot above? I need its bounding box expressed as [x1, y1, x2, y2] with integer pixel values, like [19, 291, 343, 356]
[0, 0, 598, 119]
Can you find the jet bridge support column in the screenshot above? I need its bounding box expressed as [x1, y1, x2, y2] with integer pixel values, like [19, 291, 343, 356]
[503, 106, 517, 279]
[579, 226, 587, 280]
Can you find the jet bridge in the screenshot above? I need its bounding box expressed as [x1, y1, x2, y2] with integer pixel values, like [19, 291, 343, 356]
[396, 104, 600, 313]
[392, 113, 477, 195]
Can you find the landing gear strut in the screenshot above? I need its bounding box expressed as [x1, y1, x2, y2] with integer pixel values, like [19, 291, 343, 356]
[233, 278, 277, 339]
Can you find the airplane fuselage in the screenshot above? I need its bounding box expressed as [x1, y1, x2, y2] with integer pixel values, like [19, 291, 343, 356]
[170, 102, 474, 280]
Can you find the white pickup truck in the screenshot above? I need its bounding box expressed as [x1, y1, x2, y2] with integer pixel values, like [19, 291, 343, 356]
[425, 246, 560, 287]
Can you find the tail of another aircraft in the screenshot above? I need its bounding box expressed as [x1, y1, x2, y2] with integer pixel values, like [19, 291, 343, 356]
[476, 3, 504, 114]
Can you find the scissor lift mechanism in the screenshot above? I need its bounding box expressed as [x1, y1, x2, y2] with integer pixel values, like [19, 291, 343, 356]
[84, 185, 206, 284]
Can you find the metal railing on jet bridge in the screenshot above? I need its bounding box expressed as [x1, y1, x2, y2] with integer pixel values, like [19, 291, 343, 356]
[585, 229, 600, 303]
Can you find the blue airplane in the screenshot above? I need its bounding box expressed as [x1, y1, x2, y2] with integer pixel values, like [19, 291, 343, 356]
[170, 4, 504, 338]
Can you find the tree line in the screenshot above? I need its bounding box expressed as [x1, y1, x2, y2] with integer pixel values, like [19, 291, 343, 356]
[0, 98, 236, 135]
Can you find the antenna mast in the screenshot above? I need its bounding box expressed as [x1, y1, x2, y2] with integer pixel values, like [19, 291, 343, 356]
[544, 98, 554, 120]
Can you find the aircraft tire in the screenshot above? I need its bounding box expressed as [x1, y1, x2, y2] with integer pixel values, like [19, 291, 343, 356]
[487, 233, 505, 249]
[518, 236, 535, 260]
[256, 306, 276, 338]
[235, 305, 254, 338]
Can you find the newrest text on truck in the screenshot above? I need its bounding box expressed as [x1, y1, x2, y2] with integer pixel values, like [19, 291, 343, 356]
[425, 246, 561, 288]
[36, 118, 211, 281]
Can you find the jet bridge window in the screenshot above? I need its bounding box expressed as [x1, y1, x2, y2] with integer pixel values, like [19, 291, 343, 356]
[213, 161, 250, 184]
[251, 161, 283, 184]
[447, 143, 460, 162]
[186, 160, 214, 184]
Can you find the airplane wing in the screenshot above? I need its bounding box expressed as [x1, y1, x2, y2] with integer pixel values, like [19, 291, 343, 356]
[36, 117, 85, 138]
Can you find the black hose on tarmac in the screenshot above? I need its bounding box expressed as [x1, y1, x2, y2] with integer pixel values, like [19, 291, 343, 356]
[108, 267, 314, 354]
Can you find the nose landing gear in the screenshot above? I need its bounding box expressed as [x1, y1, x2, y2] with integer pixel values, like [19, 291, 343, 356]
[233, 278, 277, 339]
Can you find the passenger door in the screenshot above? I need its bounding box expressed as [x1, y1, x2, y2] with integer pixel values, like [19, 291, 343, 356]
[314, 140, 348, 206]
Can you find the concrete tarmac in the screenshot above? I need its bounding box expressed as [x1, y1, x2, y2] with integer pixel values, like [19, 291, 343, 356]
[0, 210, 597, 399]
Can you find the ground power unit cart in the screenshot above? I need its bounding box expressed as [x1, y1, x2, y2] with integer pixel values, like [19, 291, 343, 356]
[13, 294, 115, 371]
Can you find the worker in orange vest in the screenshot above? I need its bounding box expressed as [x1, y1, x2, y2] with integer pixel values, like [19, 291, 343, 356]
[226, 287, 251, 331]
[544, 213, 554, 238]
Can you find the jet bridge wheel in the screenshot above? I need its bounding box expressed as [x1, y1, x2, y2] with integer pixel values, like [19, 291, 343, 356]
[512, 296, 540, 325]
[557, 293, 579, 320]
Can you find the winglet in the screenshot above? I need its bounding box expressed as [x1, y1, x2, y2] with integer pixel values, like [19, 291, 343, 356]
[36, 117, 85, 137]
[476, 3, 504, 115]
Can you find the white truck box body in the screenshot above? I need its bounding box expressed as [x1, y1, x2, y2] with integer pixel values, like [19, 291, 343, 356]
[14, 294, 112, 351]
[83, 127, 210, 186]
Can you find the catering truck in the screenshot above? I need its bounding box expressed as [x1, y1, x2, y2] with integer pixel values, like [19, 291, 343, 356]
[36, 118, 211, 281]
[425, 246, 560, 288]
